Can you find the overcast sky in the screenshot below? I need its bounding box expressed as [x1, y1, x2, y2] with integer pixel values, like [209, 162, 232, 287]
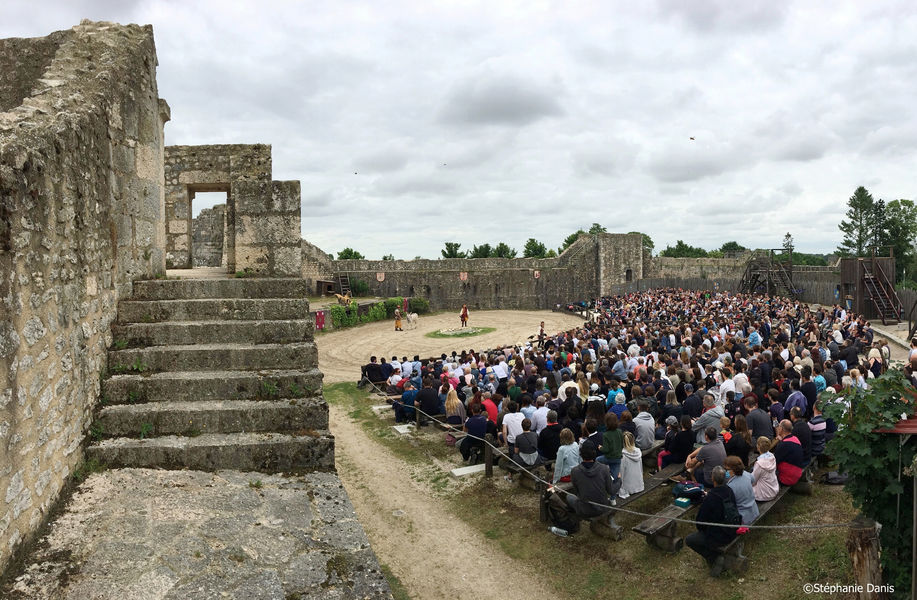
[3, 1, 917, 259]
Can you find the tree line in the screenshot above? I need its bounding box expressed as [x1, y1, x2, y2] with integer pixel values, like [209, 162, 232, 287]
[334, 187, 917, 287]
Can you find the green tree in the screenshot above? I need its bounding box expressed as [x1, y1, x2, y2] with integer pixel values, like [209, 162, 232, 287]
[559, 229, 586, 253]
[884, 199, 917, 282]
[783, 232, 794, 256]
[381, 254, 395, 261]
[588, 223, 607, 234]
[337, 247, 365, 260]
[468, 243, 493, 258]
[628, 231, 655, 256]
[523, 238, 549, 258]
[837, 186, 877, 257]
[719, 241, 747, 255]
[491, 242, 517, 258]
[441, 242, 466, 259]
[660, 240, 707, 258]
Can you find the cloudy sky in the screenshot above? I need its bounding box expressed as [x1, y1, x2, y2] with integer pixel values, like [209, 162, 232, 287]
[3, 1, 917, 259]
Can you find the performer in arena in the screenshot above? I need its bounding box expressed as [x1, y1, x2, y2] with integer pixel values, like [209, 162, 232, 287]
[394, 308, 403, 331]
[460, 304, 469, 327]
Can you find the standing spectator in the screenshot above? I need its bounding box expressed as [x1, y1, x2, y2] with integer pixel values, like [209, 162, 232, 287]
[598, 412, 623, 479]
[618, 431, 645, 499]
[547, 442, 620, 537]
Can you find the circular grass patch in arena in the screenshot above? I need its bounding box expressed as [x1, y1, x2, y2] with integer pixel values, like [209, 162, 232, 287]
[424, 326, 496, 339]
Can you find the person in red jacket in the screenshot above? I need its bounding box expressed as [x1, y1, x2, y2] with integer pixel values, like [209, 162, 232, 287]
[772, 419, 805, 485]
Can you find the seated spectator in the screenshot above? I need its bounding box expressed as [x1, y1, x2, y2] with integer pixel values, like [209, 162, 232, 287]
[808, 400, 828, 460]
[502, 401, 525, 455]
[724, 413, 752, 467]
[744, 396, 774, 440]
[460, 404, 487, 463]
[773, 419, 805, 486]
[531, 397, 549, 434]
[538, 410, 563, 461]
[417, 377, 441, 426]
[580, 417, 602, 448]
[724, 456, 759, 525]
[686, 426, 727, 488]
[551, 428, 581, 485]
[444, 388, 466, 426]
[619, 410, 637, 439]
[660, 390, 683, 428]
[560, 405, 583, 441]
[752, 436, 779, 501]
[358, 356, 383, 387]
[692, 394, 725, 444]
[618, 431, 645, 499]
[481, 392, 499, 424]
[686, 466, 739, 577]
[393, 380, 417, 423]
[789, 406, 813, 466]
[661, 415, 695, 469]
[510, 418, 542, 473]
[547, 441, 620, 537]
[633, 400, 656, 451]
[718, 416, 733, 444]
[386, 370, 403, 395]
[597, 412, 623, 479]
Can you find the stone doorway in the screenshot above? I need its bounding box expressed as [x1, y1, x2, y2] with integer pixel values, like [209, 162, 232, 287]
[190, 190, 228, 268]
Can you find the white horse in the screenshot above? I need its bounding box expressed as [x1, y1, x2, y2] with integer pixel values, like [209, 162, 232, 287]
[406, 312, 419, 329]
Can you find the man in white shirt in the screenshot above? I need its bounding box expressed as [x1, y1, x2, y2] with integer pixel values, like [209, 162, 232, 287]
[531, 397, 549, 434]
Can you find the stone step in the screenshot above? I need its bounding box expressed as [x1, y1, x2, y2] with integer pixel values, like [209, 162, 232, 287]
[111, 319, 314, 347]
[108, 342, 318, 372]
[117, 298, 311, 323]
[131, 278, 309, 301]
[102, 368, 323, 404]
[85, 431, 335, 472]
[96, 398, 329, 437]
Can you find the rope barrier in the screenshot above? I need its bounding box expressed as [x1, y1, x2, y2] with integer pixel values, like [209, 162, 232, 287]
[368, 381, 857, 531]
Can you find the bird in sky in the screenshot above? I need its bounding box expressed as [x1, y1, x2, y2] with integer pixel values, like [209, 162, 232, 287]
[689, 137, 695, 140]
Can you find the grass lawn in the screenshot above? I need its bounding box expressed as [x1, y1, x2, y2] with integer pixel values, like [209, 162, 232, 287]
[325, 382, 860, 600]
[424, 326, 497, 339]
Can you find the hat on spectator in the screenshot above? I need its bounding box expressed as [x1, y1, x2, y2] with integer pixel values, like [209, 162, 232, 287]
[665, 416, 678, 427]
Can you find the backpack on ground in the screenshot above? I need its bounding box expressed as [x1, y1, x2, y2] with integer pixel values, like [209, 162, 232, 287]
[545, 491, 581, 534]
[672, 481, 706, 504]
[820, 471, 849, 485]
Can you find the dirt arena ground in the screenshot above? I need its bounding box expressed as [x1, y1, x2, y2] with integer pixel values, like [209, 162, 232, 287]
[316, 309, 586, 384]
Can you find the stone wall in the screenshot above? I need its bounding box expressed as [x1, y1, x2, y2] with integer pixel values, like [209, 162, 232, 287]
[598, 233, 644, 295]
[328, 236, 607, 310]
[0, 21, 167, 572]
[165, 145, 301, 276]
[191, 205, 224, 267]
[300, 238, 335, 293]
[646, 256, 746, 280]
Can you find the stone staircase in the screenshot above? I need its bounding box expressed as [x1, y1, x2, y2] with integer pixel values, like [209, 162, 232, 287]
[86, 277, 333, 473]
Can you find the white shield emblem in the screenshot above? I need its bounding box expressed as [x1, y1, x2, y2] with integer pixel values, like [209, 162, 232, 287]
[459, 272, 468, 281]
[533, 270, 541, 279]
[376, 272, 385, 282]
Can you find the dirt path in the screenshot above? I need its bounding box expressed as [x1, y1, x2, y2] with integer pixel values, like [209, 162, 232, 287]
[329, 402, 551, 600]
[317, 309, 585, 383]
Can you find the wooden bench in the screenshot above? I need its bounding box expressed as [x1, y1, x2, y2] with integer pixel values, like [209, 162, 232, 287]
[538, 461, 686, 541]
[641, 439, 665, 468]
[716, 484, 793, 574]
[632, 500, 699, 552]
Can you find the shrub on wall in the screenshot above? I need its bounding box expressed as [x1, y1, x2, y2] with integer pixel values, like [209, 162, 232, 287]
[823, 371, 916, 596]
[351, 278, 370, 296]
[383, 297, 403, 317]
[409, 297, 431, 314]
[329, 298, 398, 329]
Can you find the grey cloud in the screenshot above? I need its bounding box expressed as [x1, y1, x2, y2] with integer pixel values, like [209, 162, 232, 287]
[656, 0, 789, 33]
[438, 71, 564, 127]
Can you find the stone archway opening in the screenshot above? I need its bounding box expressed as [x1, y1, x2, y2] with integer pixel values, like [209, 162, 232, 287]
[625, 268, 633, 282]
[190, 190, 228, 268]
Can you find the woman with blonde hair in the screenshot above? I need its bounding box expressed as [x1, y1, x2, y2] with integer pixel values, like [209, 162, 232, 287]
[552, 428, 581, 485]
[618, 431, 644, 499]
[867, 347, 884, 379]
[444, 388, 466, 426]
[576, 371, 590, 398]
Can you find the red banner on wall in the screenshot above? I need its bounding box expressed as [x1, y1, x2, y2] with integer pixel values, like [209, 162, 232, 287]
[315, 310, 325, 330]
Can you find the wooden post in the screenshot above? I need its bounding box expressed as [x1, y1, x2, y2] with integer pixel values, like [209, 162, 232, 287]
[484, 442, 493, 478]
[846, 516, 886, 600]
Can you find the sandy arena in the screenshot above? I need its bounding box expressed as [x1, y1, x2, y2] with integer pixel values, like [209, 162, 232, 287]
[316, 309, 586, 383]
